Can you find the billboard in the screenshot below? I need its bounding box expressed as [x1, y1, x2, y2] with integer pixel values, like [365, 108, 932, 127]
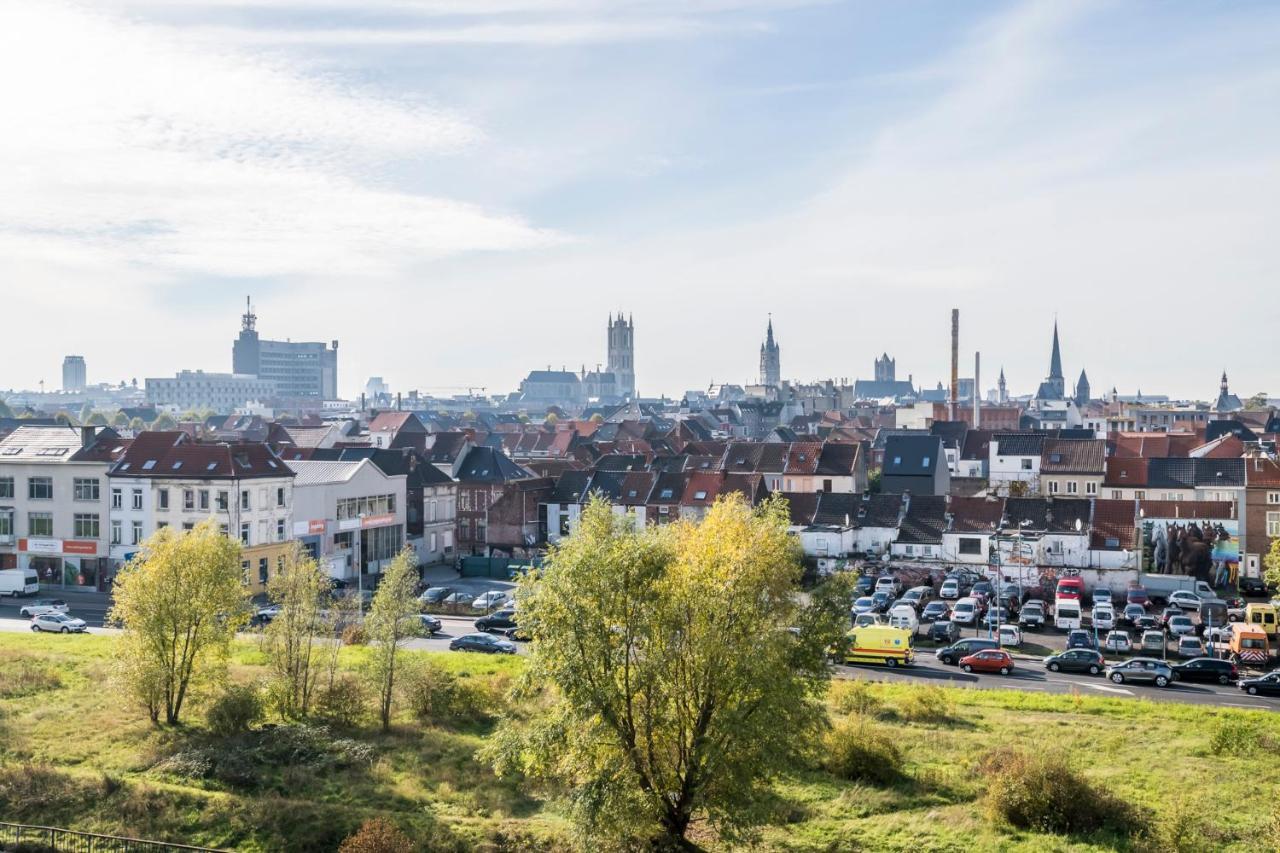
[1141, 517, 1238, 575]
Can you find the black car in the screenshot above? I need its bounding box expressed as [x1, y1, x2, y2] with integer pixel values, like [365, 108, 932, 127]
[418, 614, 442, 634]
[420, 586, 453, 604]
[971, 581, 993, 601]
[1239, 577, 1271, 598]
[928, 620, 960, 644]
[449, 633, 517, 654]
[1018, 601, 1046, 628]
[936, 637, 998, 666]
[1238, 671, 1280, 696]
[870, 591, 893, 613]
[921, 601, 950, 623]
[475, 608, 518, 633]
[1133, 614, 1160, 632]
[1066, 629, 1096, 650]
[1044, 649, 1105, 675]
[1172, 657, 1238, 685]
[854, 575, 876, 596]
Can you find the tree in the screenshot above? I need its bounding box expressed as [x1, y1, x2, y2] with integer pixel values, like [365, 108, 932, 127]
[128, 417, 146, 431]
[78, 403, 93, 424]
[867, 468, 882, 494]
[365, 548, 423, 731]
[152, 413, 177, 429]
[262, 544, 334, 719]
[54, 411, 72, 425]
[108, 519, 249, 725]
[544, 412, 559, 425]
[111, 410, 130, 427]
[488, 495, 843, 850]
[86, 412, 108, 426]
[0, 399, 13, 418]
[1264, 539, 1280, 593]
[1245, 392, 1269, 411]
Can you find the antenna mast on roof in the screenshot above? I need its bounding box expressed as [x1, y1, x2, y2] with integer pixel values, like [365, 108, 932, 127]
[241, 295, 257, 332]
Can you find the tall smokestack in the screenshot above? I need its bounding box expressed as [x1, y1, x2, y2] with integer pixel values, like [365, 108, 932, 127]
[974, 352, 981, 428]
[950, 309, 959, 421]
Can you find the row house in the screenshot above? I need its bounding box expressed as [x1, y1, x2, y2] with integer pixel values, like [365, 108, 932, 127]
[0, 425, 128, 590]
[1039, 438, 1105, 498]
[454, 446, 536, 556]
[107, 432, 294, 592]
[1145, 458, 1245, 504]
[941, 495, 1004, 565]
[881, 435, 948, 496]
[1242, 452, 1280, 581]
[891, 495, 947, 560]
[989, 433, 1045, 493]
[288, 459, 407, 582]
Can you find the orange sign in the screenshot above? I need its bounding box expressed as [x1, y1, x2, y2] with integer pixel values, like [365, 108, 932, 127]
[308, 519, 326, 534]
[361, 513, 396, 529]
[62, 540, 98, 555]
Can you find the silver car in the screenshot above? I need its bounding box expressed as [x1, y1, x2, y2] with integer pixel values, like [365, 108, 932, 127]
[1105, 657, 1174, 688]
[19, 599, 69, 618]
[30, 612, 88, 633]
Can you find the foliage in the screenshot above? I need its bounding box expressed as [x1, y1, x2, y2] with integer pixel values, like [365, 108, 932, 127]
[979, 748, 1139, 836]
[1208, 714, 1276, 755]
[364, 548, 423, 731]
[151, 413, 177, 429]
[78, 402, 93, 423]
[111, 410, 130, 426]
[261, 545, 335, 719]
[403, 661, 499, 725]
[338, 818, 414, 853]
[313, 674, 369, 728]
[153, 724, 375, 790]
[128, 416, 146, 431]
[86, 411, 109, 426]
[1264, 539, 1280, 596]
[821, 716, 903, 785]
[867, 468, 882, 494]
[108, 519, 249, 724]
[206, 684, 264, 737]
[0, 658, 62, 698]
[895, 684, 955, 724]
[1008, 480, 1029, 498]
[0, 399, 13, 418]
[829, 679, 881, 718]
[488, 495, 845, 850]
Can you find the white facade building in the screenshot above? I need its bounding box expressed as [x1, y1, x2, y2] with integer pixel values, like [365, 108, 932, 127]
[288, 460, 408, 581]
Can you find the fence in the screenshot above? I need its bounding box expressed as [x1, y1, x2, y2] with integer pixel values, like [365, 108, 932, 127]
[458, 557, 540, 579]
[0, 823, 227, 853]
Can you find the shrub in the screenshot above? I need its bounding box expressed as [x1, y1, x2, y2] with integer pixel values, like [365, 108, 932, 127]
[315, 675, 369, 727]
[341, 624, 367, 646]
[403, 663, 498, 725]
[830, 679, 881, 717]
[897, 685, 954, 724]
[0, 660, 62, 698]
[980, 748, 1138, 836]
[206, 684, 264, 737]
[821, 716, 903, 785]
[1209, 715, 1274, 756]
[338, 817, 413, 853]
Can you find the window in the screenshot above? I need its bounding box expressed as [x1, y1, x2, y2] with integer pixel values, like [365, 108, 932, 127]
[73, 513, 100, 539]
[0, 476, 12, 498]
[276, 487, 285, 508]
[111, 487, 122, 509]
[28, 477, 53, 500]
[0, 510, 10, 538]
[240, 522, 250, 545]
[694, 490, 708, 500]
[111, 520, 121, 545]
[216, 491, 229, 511]
[1268, 512, 1280, 538]
[157, 488, 169, 510]
[258, 558, 269, 585]
[957, 537, 982, 555]
[258, 519, 269, 544]
[430, 532, 437, 552]
[219, 524, 229, 537]
[429, 500, 436, 522]
[73, 478, 99, 501]
[1111, 490, 1123, 499]
[156, 521, 168, 529]
[240, 490, 251, 510]
[28, 512, 53, 537]
[1134, 491, 1145, 500]
[1066, 481, 1078, 495]
[1020, 459, 1033, 471]
[1269, 492, 1280, 505]
[131, 521, 143, 544]
[199, 489, 210, 511]
[131, 489, 143, 510]
[1048, 481, 1059, 495]
[823, 479, 833, 492]
[276, 519, 286, 541]
[892, 456, 902, 465]
[1086, 482, 1098, 495]
[182, 522, 193, 531]
[922, 456, 930, 468]
[183, 489, 194, 511]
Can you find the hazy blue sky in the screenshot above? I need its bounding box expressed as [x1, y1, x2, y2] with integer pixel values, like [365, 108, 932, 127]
[2, 1, 1277, 401]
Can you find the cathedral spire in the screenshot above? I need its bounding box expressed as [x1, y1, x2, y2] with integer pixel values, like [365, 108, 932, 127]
[1049, 320, 1063, 381]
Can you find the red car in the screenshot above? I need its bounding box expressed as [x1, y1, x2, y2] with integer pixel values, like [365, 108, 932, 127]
[959, 649, 1015, 675]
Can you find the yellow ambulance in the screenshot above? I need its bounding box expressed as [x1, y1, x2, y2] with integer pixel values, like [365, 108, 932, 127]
[834, 625, 915, 668]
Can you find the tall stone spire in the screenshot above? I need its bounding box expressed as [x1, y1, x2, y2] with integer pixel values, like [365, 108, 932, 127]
[1049, 320, 1063, 383]
[759, 314, 781, 387]
[998, 366, 1008, 404]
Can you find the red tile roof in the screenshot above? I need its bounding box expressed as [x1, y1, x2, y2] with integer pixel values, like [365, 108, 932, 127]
[1091, 499, 1136, 550]
[1245, 455, 1280, 487]
[1104, 457, 1148, 487]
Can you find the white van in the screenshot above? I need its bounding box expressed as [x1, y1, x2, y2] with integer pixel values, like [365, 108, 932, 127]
[951, 597, 979, 626]
[1054, 598, 1083, 631]
[0, 569, 39, 597]
[887, 605, 918, 634]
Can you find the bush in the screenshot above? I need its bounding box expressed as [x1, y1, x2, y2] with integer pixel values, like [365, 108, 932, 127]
[0, 660, 62, 698]
[206, 684, 264, 737]
[830, 679, 881, 717]
[1209, 715, 1274, 756]
[152, 725, 374, 790]
[821, 716, 903, 785]
[403, 663, 499, 725]
[897, 685, 954, 724]
[339, 817, 413, 853]
[315, 675, 369, 727]
[341, 624, 367, 646]
[980, 748, 1138, 836]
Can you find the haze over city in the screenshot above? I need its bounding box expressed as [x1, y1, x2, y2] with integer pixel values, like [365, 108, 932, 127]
[3, 0, 1279, 400]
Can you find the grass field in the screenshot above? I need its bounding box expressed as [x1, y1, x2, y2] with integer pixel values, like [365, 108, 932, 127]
[1, 631, 1277, 852]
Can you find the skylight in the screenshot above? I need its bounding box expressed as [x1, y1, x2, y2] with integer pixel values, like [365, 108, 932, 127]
[207, 462, 217, 471]
[142, 460, 157, 470]
[172, 461, 182, 470]
[660, 489, 674, 499]
[694, 490, 707, 500]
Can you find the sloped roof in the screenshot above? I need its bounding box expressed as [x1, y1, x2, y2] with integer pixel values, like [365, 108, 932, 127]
[287, 460, 366, 486]
[1147, 458, 1245, 489]
[1105, 457, 1149, 487]
[1091, 499, 1136, 550]
[960, 429, 993, 462]
[816, 442, 859, 476]
[783, 492, 820, 526]
[1003, 497, 1090, 534]
[882, 435, 943, 476]
[896, 495, 947, 544]
[551, 470, 591, 503]
[813, 491, 860, 527]
[454, 446, 533, 483]
[856, 493, 905, 528]
[947, 496, 1005, 533]
[1040, 439, 1105, 474]
[110, 436, 289, 480]
[993, 433, 1045, 456]
[1136, 500, 1235, 520]
[1245, 455, 1280, 487]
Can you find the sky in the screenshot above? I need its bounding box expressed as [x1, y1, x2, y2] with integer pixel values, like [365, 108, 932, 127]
[1, 0, 1278, 402]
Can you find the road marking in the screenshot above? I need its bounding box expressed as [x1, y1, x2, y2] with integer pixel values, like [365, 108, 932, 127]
[1222, 702, 1268, 709]
[1081, 683, 1134, 695]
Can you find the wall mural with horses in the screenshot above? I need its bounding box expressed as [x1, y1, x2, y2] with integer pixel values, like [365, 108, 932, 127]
[1141, 517, 1239, 586]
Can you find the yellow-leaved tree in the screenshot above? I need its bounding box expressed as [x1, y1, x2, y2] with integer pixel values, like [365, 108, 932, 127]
[109, 518, 249, 725]
[487, 494, 851, 850]
[365, 547, 424, 731]
[262, 543, 334, 719]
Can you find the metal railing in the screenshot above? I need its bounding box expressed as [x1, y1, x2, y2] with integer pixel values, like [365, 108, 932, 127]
[0, 823, 227, 853]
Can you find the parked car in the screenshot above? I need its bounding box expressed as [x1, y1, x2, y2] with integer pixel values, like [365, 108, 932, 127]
[921, 601, 951, 622]
[1239, 576, 1271, 598]
[1171, 657, 1238, 685]
[30, 612, 87, 633]
[1140, 630, 1167, 654]
[1018, 600, 1046, 628]
[902, 586, 935, 608]
[939, 577, 962, 600]
[418, 586, 453, 605]
[1168, 590, 1204, 611]
[852, 596, 878, 616]
[1044, 648, 1105, 675]
[18, 599, 68, 618]
[998, 624, 1023, 647]
[1092, 585, 1115, 607]
[887, 605, 919, 633]
[1133, 613, 1160, 633]
[854, 613, 885, 628]
[472, 590, 511, 610]
[889, 597, 917, 614]
[1159, 606, 1183, 627]
[1175, 635, 1204, 658]
[1000, 583, 1025, 606]
[971, 580, 993, 602]
[951, 597, 980, 626]
[441, 591, 471, 606]
[1103, 631, 1133, 653]
[984, 606, 1011, 627]
[417, 613, 442, 634]
[874, 576, 901, 597]
[854, 574, 876, 596]
[449, 632, 517, 654]
[928, 620, 961, 644]
[475, 608, 518, 633]
[1091, 606, 1115, 631]
[1122, 603, 1147, 625]
[936, 637, 998, 666]
[1203, 624, 1234, 647]
[960, 649, 1015, 675]
[1126, 586, 1150, 608]
[1238, 671, 1280, 696]
[1167, 615, 1195, 637]
[1105, 658, 1174, 687]
[1066, 629, 1096, 650]
[870, 591, 893, 613]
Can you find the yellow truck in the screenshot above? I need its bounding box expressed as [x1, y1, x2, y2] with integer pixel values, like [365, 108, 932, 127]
[833, 625, 915, 668]
[1244, 603, 1278, 638]
[1228, 622, 1270, 667]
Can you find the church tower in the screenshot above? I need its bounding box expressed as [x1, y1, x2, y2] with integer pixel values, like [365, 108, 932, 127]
[606, 313, 635, 399]
[1035, 320, 1066, 401]
[759, 316, 781, 387]
[998, 366, 1008, 404]
[1075, 368, 1091, 407]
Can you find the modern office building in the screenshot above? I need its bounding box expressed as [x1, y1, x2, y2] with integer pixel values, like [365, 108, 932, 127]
[232, 298, 338, 401]
[62, 356, 87, 393]
[145, 370, 277, 412]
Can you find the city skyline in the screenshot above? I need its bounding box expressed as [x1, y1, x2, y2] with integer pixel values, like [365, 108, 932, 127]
[2, 1, 1278, 399]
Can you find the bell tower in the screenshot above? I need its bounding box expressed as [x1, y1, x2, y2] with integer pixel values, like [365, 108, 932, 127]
[606, 312, 635, 399]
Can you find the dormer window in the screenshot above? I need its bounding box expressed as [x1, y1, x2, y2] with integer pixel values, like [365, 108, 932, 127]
[694, 490, 707, 500]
